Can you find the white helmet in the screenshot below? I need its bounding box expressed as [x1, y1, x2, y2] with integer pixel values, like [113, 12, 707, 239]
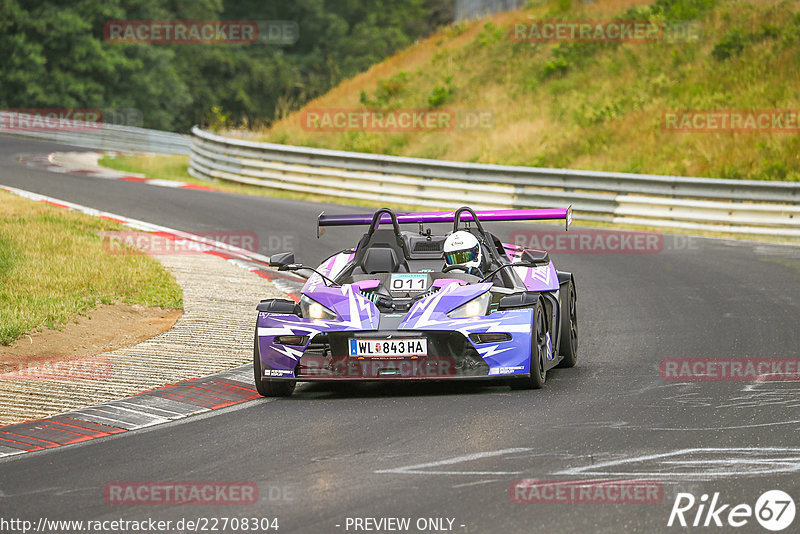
[444, 231, 482, 269]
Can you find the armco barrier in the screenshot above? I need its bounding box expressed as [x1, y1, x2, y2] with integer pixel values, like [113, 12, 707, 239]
[0, 111, 191, 155]
[189, 127, 800, 237]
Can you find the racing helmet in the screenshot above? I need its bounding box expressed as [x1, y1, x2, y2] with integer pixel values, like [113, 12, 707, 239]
[443, 231, 482, 269]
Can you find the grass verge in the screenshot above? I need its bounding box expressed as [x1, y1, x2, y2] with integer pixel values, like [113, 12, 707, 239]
[0, 190, 183, 346]
[253, 0, 800, 181]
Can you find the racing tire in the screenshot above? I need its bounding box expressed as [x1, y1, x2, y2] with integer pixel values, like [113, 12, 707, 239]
[510, 301, 547, 390]
[253, 328, 296, 397]
[556, 279, 578, 368]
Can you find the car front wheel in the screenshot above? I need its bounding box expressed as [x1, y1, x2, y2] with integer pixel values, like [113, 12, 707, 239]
[253, 328, 296, 397]
[510, 301, 547, 390]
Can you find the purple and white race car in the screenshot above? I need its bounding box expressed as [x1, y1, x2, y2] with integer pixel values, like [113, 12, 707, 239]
[254, 206, 577, 396]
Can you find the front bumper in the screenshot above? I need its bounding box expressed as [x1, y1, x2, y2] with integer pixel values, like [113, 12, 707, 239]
[260, 330, 492, 381]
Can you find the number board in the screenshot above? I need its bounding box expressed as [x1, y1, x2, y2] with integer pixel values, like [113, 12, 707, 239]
[389, 273, 429, 293]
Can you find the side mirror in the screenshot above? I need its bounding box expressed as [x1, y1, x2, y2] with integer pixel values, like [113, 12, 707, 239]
[521, 250, 550, 266]
[269, 252, 295, 269]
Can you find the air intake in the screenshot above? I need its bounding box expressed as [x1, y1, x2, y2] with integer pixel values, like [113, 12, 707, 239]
[414, 241, 442, 252]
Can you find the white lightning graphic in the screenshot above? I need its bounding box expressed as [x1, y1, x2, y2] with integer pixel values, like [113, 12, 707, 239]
[456, 320, 505, 336]
[531, 265, 553, 284]
[257, 326, 301, 337]
[477, 344, 513, 359]
[259, 316, 335, 338]
[271, 344, 304, 361]
[514, 264, 557, 290]
[411, 283, 463, 328]
[356, 292, 376, 326]
[336, 284, 369, 330]
[487, 323, 531, 333]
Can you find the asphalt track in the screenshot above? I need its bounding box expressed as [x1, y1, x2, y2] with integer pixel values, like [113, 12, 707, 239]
[1, 135, 799, 533]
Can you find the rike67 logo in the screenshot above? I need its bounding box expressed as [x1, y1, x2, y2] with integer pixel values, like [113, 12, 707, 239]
[668, 490, 795, 531]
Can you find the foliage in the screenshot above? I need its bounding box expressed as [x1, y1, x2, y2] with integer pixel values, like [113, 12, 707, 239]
[427, 76, 453, 108]
[0, 0, 449, 131]
[359, 71, 411, 108]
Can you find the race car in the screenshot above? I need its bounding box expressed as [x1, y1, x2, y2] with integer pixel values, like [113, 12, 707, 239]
[254, 206, 578, 397]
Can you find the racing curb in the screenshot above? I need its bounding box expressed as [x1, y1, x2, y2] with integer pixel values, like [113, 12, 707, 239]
[19, 151, 225, 192]
[0, 364, 260, 460]
[0, 182, 307, 451]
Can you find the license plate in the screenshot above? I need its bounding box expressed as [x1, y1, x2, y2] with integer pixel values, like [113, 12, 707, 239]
[349, 338, 428, 357]
[389, 273, 428, 292]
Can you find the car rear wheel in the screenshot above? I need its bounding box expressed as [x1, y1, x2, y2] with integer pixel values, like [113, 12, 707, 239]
[253, 328, 296, 397]
[510, 301, 547, 390]
[556, 279, 578, 368]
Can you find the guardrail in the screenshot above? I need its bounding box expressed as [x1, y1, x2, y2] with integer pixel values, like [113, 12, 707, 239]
[456, 0, 525, 21]
[189, 126, 800, 237]
[0, 112, 191, 154]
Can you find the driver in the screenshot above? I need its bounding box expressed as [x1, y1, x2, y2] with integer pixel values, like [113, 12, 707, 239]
[443, 231, 487, 277]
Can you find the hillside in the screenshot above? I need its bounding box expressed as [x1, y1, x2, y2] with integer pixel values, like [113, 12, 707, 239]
[256, 0, 800, 181]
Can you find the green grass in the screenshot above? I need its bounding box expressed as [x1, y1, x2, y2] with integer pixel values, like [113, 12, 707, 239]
[251, 0, 800, 181]
[0, 191, 182, 346]
[99, 154, 191, 182]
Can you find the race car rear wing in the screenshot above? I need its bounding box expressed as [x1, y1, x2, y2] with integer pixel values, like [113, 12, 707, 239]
[317, 206, 572, 237]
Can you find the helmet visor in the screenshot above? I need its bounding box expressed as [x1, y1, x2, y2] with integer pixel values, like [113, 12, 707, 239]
[445, 245, 479, 265]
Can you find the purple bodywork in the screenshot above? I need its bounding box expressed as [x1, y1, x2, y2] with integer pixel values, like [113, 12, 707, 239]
[257, 207, 569, 381]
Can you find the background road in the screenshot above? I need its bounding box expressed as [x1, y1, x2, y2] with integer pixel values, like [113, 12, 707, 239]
[1, 136, 799, 533]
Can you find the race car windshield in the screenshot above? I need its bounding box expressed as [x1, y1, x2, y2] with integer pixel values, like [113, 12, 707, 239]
[446, 245, 479, 265]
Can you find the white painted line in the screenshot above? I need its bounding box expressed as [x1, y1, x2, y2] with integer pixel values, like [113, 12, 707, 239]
[67, 412, 144, 429]
[451, 479, 499, 488]
[113, 400, 203, 419]
[145, 179, 185, 188]
[556, 447, 800, 479]
[650, 419, 800, 431]
[70, 409, 165, 428]
[94, 404, 174, 423]
[375, 448, 532, 475]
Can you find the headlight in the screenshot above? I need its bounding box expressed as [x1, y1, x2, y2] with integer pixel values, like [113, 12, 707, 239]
[447, 292, 490, 319]
[300, 295, 337, 320]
